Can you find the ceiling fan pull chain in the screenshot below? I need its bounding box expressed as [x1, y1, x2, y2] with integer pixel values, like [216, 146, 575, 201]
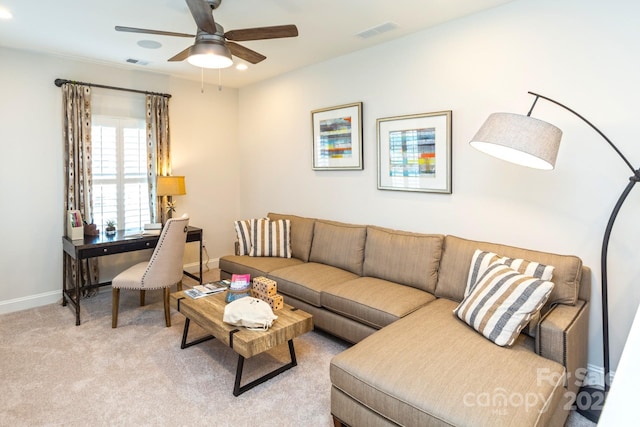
[218, 68, 223, 91]
[201, 68, 204, 93]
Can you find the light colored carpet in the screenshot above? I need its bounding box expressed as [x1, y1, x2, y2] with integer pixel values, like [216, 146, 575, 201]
[0, 270, 594, 426]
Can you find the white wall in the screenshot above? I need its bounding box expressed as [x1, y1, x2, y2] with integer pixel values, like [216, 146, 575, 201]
[0, 47, 239, 312]
[237, 0, 640, 378]
[168, 77, 241, 268]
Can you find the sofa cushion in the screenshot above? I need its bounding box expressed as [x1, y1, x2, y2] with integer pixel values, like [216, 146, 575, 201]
[466, 249, 555, 297]
[269, 262, 359, 307]
[309, 220, 366, 276]
[330, 298, 566, 427]
[437, 235, 582, 305]
[321, 277, 435, 329]
[233, 219, 253, 256]
[219, 255, 303, 279]
[455, 263, 555, 347]
[363, 226, 443, 293]
[268, 213, 315, 262]
[248, 218, 292, 258]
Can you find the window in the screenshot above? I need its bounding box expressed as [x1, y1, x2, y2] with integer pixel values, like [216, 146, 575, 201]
[91, 116, 150, 231]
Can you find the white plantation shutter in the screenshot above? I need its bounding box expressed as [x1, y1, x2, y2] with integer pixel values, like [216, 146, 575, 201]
[91, 116, 150, 230]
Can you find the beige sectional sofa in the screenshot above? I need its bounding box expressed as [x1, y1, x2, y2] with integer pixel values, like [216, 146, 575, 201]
[219, 213, 590, 427]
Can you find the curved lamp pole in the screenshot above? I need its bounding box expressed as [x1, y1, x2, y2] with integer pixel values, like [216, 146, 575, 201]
[470, 91, 639, 422]
[527, 91, 640, 393]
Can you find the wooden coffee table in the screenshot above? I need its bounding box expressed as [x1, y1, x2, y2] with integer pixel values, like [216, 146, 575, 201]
[170, 291, 313, 396]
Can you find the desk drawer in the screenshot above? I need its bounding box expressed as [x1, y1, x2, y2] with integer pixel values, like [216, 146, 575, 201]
[82, 240, 156, 258]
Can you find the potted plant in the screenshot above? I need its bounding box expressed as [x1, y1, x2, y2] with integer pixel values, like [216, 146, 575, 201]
[105, 219, 117, 236]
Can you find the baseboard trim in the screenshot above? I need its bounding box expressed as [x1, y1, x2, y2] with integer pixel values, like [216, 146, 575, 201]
[0, 290, 61, 315]
[0, 259, 220, 316]
[583, 363, 613, 389]
[184, 257, 219, 273]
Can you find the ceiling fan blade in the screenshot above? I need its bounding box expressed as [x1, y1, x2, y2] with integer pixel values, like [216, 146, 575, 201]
[185, 0, 217, 34]
[168, 46, 192, 62]
[115, 26, 194, 38]
[225, 24, 298, 41]
[227, 42, 266, 64]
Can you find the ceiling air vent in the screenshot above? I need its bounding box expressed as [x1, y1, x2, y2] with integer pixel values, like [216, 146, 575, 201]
[126, 58, 149, 66]
[356, 22, 399, 39]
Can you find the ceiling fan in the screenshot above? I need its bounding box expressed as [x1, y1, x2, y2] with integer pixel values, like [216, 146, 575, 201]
[115, 0, 298, 68]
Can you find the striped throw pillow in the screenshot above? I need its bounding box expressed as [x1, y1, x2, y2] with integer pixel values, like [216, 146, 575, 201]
[466, 249, 555, 297]
[234, 219, 253, 256]
[249, 219, 292, 258]
[467, 250, 500, 295]
[454, 263, 555, 347]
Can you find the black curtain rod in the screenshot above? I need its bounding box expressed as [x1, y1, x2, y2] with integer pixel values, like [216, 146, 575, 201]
[54, 78, 171, 98]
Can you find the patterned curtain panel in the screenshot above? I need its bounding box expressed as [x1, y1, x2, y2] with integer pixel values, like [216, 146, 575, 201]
[62, 83, 99, 296]
[146, 95, 171, 224]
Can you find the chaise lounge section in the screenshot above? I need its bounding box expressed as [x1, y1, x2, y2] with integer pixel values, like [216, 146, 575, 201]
[220, 213, 590, 426]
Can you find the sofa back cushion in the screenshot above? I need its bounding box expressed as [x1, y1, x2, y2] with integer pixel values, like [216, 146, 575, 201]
[268, 213, 315, 262]
[309, 220, 367, 276]
[363, 226, 443, 293]
[436, 235, 583, 306]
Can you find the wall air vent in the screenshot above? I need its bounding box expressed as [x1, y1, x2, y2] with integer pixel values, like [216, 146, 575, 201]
[355, 21, 399, 39]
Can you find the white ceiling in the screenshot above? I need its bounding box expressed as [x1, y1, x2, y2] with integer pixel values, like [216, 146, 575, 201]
[0, 0, 514, 88]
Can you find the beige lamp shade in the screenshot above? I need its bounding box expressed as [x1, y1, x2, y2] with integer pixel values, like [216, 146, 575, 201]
[470, 112, 562, 170]
[156, 176, 186, 196]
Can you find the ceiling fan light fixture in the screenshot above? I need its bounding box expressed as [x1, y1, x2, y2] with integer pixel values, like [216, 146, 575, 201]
[187, 41, 233, 69]
[116, 0, 299, 68]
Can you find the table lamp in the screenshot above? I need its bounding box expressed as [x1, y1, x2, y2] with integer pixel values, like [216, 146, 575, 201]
[470, 91, 640, 423]
[156, 175, 187, 221]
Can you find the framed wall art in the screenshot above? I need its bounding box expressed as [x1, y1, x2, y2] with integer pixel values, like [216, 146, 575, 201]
[377, 110, 452, 193]
[311, 102, 363, 170]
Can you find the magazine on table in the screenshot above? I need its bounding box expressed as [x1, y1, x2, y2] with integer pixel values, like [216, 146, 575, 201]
[184, 280, 230, 299]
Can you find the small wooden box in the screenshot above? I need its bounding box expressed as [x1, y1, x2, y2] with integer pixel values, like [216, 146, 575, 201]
[252, 276, 277, 296]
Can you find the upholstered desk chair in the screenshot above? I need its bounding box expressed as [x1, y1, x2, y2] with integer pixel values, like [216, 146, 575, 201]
[111, 215, 189, 328]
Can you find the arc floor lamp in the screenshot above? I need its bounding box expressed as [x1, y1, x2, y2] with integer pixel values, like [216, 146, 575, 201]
[470, 91, 639, 422]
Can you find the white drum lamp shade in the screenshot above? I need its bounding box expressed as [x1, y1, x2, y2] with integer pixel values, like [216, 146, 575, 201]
[470, 112, 562, 170]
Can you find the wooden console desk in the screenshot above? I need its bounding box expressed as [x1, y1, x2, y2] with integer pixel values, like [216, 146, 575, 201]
[62, 226, 203, 325]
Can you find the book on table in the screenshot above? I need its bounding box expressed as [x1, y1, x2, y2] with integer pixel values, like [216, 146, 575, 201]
[185, 280, 230, 299]
[142, 223, 162, 236]
[230, 274, 250, 290]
